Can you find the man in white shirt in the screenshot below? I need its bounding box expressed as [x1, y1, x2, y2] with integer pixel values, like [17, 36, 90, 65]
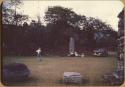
[36, 48, 42, 61]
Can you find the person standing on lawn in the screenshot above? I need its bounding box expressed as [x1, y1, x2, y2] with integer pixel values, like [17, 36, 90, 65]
[36, 48, 42, 61]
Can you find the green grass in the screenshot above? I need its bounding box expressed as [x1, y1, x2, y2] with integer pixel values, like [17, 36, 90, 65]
[2, 54, 117, 86]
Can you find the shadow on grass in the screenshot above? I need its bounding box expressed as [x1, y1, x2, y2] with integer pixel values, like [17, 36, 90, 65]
[2, 76, 40, 86]
[57, 78, 90, 86]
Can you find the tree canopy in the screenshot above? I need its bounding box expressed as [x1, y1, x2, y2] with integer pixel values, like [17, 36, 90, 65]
[2, 0, 28, 25]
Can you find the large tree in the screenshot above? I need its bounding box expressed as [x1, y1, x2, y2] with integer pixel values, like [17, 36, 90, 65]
[2, 0, 28, 25]
[44, 6, 117, 51]
[44, 6, 78, 24]
[44, 6, 80, 48]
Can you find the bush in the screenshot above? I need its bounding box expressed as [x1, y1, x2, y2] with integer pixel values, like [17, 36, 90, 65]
[3, 63, 30, 82]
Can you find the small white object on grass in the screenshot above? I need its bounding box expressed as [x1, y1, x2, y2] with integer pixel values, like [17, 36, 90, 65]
[75, 52, 79, 56]
[81, 53, 85, 57]
[68, 52, 74, 56]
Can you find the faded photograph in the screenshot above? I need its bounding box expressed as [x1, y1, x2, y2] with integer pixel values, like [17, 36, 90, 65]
[1, 0, 124, 86]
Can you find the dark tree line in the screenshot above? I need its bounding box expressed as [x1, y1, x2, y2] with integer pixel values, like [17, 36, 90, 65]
[2, 6, 117, 56]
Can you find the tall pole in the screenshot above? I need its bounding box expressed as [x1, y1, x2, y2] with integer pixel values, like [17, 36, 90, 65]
[37, 0, 41, 26]
[15, 5, 17, 26]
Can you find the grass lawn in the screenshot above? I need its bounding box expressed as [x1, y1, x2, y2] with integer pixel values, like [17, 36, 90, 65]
[2, 53, 117, 86]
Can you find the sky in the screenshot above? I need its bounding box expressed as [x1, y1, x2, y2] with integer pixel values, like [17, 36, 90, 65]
[5, 0, 124, 31]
